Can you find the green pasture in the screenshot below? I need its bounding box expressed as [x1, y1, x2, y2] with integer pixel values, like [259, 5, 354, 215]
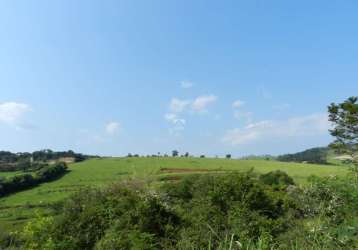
[0, 157, 348, 232]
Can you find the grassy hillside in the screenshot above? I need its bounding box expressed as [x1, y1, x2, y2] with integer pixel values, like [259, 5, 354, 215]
[0, 157, 348, 232]
[0, 171, 22, 178]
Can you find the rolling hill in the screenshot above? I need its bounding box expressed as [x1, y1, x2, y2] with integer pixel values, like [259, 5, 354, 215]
[0, 157, 348, 233]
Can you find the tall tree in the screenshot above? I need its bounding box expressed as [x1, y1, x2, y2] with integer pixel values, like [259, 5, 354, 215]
[328, 96, 358, 167]
[172, 150, 179, 157]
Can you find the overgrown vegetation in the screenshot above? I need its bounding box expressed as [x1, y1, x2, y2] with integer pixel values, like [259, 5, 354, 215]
[2, 170, 356, 250]
[0, 162, 68, 197]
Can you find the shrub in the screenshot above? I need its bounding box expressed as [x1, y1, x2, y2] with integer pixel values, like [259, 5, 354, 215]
[259, 170, 295, 190]
[0, 162, 68, 197]
[20, 184, 181, 249]
[162, 173, 292, 248]
[16, 171, 358, 249]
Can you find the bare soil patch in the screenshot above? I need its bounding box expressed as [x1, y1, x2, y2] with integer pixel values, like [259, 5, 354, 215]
[160, 168, 212, 173]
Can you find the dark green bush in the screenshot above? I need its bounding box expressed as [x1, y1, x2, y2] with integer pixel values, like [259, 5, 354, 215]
[15, 171, 358, 250]
[20, 184, 181, 249]
[0, 162, 68, 197]
[161, 173, 293, 248]
[259, 170, 295, 190]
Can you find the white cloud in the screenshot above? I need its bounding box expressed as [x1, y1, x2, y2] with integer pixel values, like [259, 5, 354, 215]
[223, 113, 330, 146]
[180, 81, 193, 89]
[164, 113, 186, 126]
[165, 95, 218, 134]
[191, 95, 217, 112]
[169, 98, 191, 113]
[232, 100, 245, 108]
[105, 122, 120, 135]
[223, 128, 260, 145]
[0, 102, 31, 123]
[165, 113, 186, 136]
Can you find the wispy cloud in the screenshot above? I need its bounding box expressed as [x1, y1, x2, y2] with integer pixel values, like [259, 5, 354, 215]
[165, 95, 218, 135]
[191, 95, 217, 112]
[223, 113, 330, 146]
[164, 113, 186, 126]
[105, 121, 120, 135]
[232, 99, 251, 123]
[232, 100, 245, 108]
[0, 102, 31, 123]
[165, 113, 186, 136]
[169, 98, 191, 113]
[168, 95, 218, 114]
[180, 80, 193, 89]
[0, 102, 35, 130]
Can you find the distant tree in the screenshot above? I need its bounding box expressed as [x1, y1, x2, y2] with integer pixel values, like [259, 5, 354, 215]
[226, 154, 231, 159]
[200, 155, 205, 158]
[184, 152, 189, 157]
[17, 158, 32, 171]
[172, 150, 179, 157]
[328, 96, 358, 166]
[277, 147, 328, 164]
[127, 153, 133, 158]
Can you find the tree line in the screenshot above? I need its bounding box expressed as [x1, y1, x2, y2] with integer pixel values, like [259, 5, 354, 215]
[127, 150, 232, 159]
[0, 150, 88, 172]
[0, 162, 68, 197]
[277, 147, 329, 164]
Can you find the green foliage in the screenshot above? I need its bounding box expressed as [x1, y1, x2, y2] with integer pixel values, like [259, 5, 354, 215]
[5, 170, 357, 250]
[0, 162, 68, 197]
[328, 96, 358, 165]
[18, 184, 180, 249]
[277, 147, 328, 164]
[259, 170, 295, 190]
[0, 150, 88, 173]
[0, 157, 348, 238]
[161, 173, 293, 249]
[279, 174, 358, 249]
[172, 150, 179, 157]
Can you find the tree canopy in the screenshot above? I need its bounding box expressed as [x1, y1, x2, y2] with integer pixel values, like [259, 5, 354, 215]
[328, 96, 358, 165]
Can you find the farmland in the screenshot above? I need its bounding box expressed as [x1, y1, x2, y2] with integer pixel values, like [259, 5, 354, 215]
[0, 157, 348, 233]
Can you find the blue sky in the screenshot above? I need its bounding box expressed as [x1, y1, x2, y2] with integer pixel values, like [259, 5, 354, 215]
[1, 1, 358, 157]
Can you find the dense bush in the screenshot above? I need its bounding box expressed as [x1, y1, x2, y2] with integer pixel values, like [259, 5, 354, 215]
[259, 170, 295, 190]
[277, 173, 358, 249]
[19, 184, 181, 250]
[0, 162, 68, 197]
[7, 171, 358, 249]
[161, 173, 295, 249]
[277, 147, 328, 164]
[15, 173, 292, 249]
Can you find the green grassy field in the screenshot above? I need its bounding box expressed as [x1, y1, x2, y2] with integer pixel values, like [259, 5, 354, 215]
[0, 171, 22, 178]
[0, 157, 348, 232]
